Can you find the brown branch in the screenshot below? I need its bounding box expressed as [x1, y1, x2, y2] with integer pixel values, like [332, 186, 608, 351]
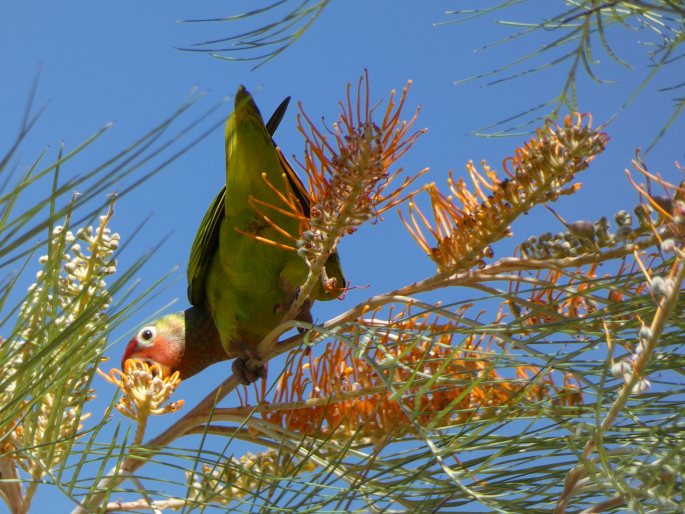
[0, 457, 24, 514]
[105, 497, 187, 512]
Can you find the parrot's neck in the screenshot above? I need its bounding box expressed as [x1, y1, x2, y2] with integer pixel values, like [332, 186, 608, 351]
[180, 305, 228, 379]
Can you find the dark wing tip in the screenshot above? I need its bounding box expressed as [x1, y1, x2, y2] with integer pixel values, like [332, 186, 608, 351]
[266, 96, 291, 136]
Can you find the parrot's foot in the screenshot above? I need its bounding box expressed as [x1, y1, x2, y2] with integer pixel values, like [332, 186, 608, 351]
[276, 277, 313, 321]
[294, 296, 313, 325]
[274, 297, 312, 333]
[274, 280, 313, 328]
[295, 300, 312, 333]
[232, 357, 267, 386]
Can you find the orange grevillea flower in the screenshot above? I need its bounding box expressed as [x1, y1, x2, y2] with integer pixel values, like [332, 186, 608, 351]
[402, 113, 608, 273]
[250, 306, 581, 442]
[506, 266, 602, 326]
[239, 73, 426, 300]
[293, 71, 427, 265]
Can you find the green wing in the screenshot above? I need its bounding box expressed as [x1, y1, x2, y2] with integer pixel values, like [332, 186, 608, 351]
[187, 187, 225, 305]
[187, 96, 290, 305]
[186, 92, 345, 305]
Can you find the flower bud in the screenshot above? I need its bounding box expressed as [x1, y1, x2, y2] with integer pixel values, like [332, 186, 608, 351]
[631, 378, 650, 395]
[611, 359, 633, 381]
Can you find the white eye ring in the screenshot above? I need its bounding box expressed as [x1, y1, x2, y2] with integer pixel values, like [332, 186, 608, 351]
[136, 326, 157, 347]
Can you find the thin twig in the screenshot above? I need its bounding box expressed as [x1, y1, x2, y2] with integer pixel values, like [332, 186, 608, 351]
[104, 497, 188, 512]
[554, 253, 685, 513]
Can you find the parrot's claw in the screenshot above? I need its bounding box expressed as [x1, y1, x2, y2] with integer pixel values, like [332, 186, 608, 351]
[295, 303, 312, 333]
[274, 299, 313, 333]
[294, 297, 313, 325]
[275, 279, 313, 322]
[232, 357, 267, 386]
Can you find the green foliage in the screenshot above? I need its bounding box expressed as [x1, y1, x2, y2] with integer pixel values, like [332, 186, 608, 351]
[447, 1, 685, 147]
[0, 92, 223, 514]
[186, 1, 684, 146]
[179, 0, 330, 68]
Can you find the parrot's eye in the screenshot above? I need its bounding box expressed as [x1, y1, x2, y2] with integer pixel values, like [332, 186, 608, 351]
[136, 326, 157, 347]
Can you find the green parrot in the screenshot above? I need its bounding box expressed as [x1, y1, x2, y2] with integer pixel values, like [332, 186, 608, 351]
[123, 87, 345, 384]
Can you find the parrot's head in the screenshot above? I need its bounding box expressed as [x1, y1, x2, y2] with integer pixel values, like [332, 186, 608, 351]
[122, 306, 227, 380]
[122, 313, 186, 379]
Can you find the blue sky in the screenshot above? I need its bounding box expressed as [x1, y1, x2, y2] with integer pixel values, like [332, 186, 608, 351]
[2, 1, 683, 511]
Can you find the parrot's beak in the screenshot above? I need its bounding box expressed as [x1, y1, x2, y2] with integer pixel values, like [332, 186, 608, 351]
[148, 362, 171, 378]
[121, 338, 138, 370]
[121, 338, 172, 378]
